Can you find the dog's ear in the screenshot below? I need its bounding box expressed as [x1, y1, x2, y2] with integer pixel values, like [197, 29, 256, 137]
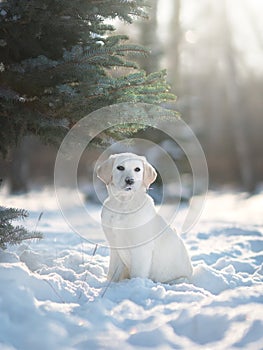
[96, 156, 115, 185]
[143, 160, 157, 189]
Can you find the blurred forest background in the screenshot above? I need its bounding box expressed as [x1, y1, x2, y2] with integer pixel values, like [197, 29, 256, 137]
[1, 0, 263, 195]
[124, 0, 263, 193]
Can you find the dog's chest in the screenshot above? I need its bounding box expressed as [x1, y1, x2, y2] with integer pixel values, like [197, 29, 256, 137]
[102, 208, 144, 229]
[102, 195, 156, 229]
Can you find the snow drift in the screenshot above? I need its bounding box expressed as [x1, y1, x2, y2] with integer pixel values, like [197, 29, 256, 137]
[0, 189, 263, 349]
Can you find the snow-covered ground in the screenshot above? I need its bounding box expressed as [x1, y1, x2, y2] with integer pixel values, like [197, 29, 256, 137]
[0, 187, 263, 349]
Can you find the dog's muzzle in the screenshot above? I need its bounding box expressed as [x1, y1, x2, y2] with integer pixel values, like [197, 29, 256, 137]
[125, 177, 135, 186]
[124, 177, 135, 191]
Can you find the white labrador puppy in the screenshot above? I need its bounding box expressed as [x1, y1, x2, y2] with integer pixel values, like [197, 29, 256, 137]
[97, 152, 193, 283]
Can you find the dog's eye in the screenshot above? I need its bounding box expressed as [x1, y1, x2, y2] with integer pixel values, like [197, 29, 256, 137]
[134, 167, 141, 172]
[117, 165, 125, 171]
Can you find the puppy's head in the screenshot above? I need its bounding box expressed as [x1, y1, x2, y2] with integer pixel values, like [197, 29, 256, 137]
[96, 153, 157, 194]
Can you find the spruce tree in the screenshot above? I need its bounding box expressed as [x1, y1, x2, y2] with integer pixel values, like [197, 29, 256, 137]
[0, 0, 175, 156]
[0, 1, 177, 248]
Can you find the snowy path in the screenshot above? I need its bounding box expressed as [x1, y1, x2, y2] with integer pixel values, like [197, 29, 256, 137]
[0, 188, 263, 349]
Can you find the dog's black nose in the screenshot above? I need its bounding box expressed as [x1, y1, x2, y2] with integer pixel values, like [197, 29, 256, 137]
[125, 177, 134, 185]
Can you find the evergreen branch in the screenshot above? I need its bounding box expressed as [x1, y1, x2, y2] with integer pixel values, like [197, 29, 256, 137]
[0, 0, 178, 156]
[0, 225, 42, 250]
[0, 86, 26, 103]
[88, 0, 149, 22]
[0, 207, 28, 223]
[0, 204, 43, 250]
[6, 42, 146, 77]
[85, 70, 176, 103]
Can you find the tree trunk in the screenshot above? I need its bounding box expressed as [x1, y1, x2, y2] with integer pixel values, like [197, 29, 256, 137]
[167, 0, 181, 91]
[139, 0, 159, 73]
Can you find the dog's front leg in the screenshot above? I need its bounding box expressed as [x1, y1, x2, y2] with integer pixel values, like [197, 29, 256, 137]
[129, 244, 153, 279]
[108, 249, 127, 282]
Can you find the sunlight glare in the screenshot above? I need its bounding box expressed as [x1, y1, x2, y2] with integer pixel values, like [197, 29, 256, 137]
[185, 30, 197, 44]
